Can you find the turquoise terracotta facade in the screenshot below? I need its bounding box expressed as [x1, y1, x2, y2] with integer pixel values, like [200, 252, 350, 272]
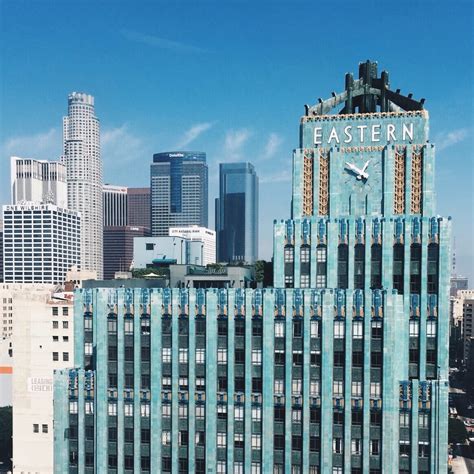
[54, 62, 450, 473]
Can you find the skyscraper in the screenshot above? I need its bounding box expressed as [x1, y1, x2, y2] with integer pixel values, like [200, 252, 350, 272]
[128, 187, 151, 230]
[103, 185, 128, 227]
[62, 92, 103, 278]
[2, 203, 80, 284]
[10, 157, 67, 206]
[54, 61, 450, 473]
[151, 152, 208, 236]
[216, 162, 258, 263]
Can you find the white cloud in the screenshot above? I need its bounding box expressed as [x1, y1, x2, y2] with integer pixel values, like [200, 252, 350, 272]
[2, 127, 62, 160]
[436, 128, 469, 151]
[261, 132, 283, 160]
[223, 128, 252, 161]
[174, 122, 213, 149]
[260, 170, 291, 184]
[121, 29, 208, 54]
[101, 125, 149, 166]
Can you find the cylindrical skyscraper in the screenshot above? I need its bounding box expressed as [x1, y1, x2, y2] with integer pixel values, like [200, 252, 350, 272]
[62, 92, 103, 278]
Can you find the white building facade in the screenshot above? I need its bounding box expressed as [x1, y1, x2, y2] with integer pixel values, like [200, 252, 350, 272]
[10, 156, 67, 207]
[169, 225, 216, 265]
[2, 203, 80, 284]
[62, 92, 103, 278]
[103, 184, 128, 226]
[12, 286, 74, 474]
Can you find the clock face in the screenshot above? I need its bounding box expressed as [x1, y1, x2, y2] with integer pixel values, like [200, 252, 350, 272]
[341, 153, 383, 214]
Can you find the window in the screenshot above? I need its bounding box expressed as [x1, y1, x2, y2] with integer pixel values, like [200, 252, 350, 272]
[371, 320, 382, 339]
[310, 380, 320, 396]
[124, 319, 133, 334]
[310, 436, 320, 452]
[292, 408, 302, 422]
[125, 427, 134, 442]
[300, 274, 310, 288]
[419, 412, 430, 429]
[352, 438, 361, 455]
[217, 461, 226, 473]
[85, 401, 94, 415]
[352, 381, 362, 397]
[217, 432, 226, 448]
[179, 431, 188, 446]
[84, 318, 92, 330]
[124, 403, 133, 417]
[370, 410, 382, 426]
[251, 434, 261, 449]
[141, 403, 150, 417]
[235, 348, 245, 364]
[275, 406, 285, 422]
[179, 348, 188, 364]
[285, 275, 293, 287]
[352, 409, 363, 425]
[409, 319, 419, 337]
[53, 321, 58, 329]
[371, 351, 382, 367]
[292, 435, 302, 451]
[217, 348, 227, 364]
[179, 377, 188, 390]
[353, 321, 363, 339]
[252, 406, 261, 421]
[310, 350, 321, 366]
[293, 320, 302, 337]
[427, 320, 437, 338]
[162, 430, 171, 445]
[419, 441, 429, 458]
[52, 352, 59, 361]
[234, 462, 244, 474]
[333, 410, 344, 425]
[293, 350, 303, 365]
[217, 404, 227, 419]
[400, 411, 410, 428]
[334, 351, 344, 366]
[337, 244, 349, 289]
[252, 350, 262, 365]
[162, 376, 172, 390]
[85, 342, 93, 355]
[234, 405, 244, 420]
[333, 381, 343, 397]
[275, 349, 285, 365]
[275, 321, 284, 338]
[292, 379, 302, 395]
[334, 321, 345, 339]
[69, 401, 78, 414]
[33, 423, 39, 433]
[141, 428, 150, 443]
[333, 437, 343, 454]
[108, 318, 117, 333]
[108, 403, 117, 416]
[399, 440, 410, 457]
[196, 405, 205, 419]
[300, 246, 310, 263]
[370, 439, 380, 456]
[162, 347, 171, 363]
[196, 348, 205, 364]
[63, 352, 69, 361]
[370, 382, 381, 398]
[310, 320, 320, 338]
[251, 463, 261, 474]
[284, 246, 294, 263]
[146, 243, 154, 250]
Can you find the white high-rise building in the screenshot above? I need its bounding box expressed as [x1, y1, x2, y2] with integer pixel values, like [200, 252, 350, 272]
[2, 203, 80, 284]
[62, 92, 103, 278]
[103, 184, 128, 226]
[169, 225, 216, 265]
[10, 156, 67, 207]
[11, 286, 74, 473]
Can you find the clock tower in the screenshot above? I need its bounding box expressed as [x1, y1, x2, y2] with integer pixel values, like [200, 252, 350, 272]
[274, 60, 451, 473]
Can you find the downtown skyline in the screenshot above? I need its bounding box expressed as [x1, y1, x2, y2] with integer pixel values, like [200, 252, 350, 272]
[0, 1, 472, 280]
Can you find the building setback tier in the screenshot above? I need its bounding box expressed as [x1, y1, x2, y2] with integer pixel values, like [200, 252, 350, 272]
[54, 287, 448, 474]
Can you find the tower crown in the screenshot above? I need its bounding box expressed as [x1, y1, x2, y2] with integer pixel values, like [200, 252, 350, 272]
[305, 60, 425, 117]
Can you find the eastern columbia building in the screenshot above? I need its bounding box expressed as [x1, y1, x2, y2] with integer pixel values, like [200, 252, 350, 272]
[53, 61, 450, 473]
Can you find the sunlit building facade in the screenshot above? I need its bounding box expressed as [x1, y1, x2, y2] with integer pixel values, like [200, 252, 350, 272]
[54, 61, 450, 473]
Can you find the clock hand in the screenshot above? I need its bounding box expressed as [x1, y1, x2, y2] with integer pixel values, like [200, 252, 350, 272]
[361, 160, 370, 173]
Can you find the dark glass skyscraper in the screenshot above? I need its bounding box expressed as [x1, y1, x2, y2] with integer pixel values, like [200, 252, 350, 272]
[216, 162, 258, 263]
[151, 152, 208, 236]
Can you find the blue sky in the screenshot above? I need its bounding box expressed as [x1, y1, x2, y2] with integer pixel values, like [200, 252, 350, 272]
[1, 0, 473, 280]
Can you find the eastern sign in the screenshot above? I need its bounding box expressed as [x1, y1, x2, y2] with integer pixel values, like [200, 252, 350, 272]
[314, 122, 414, 146]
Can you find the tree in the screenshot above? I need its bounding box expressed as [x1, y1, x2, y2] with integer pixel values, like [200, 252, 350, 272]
[0, 406, 12, 470]
[448, 417, 468, 444]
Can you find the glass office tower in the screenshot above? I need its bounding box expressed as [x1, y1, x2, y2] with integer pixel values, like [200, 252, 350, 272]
[54, 61, 450, 474]
[151, 152, 208, 237]
[216, 162, 258, 264]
